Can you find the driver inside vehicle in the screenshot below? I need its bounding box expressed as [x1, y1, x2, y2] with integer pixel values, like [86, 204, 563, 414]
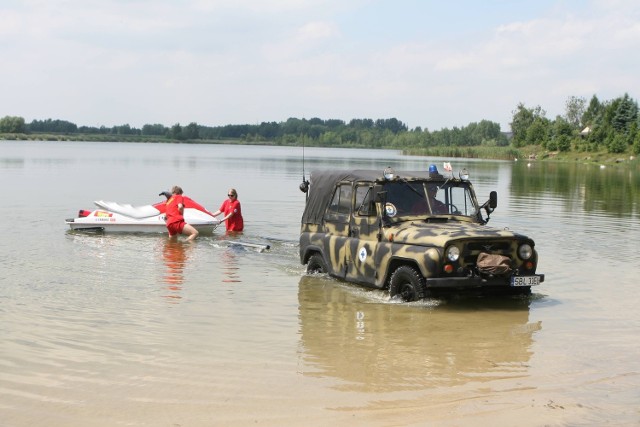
[428, 185, 448, 214]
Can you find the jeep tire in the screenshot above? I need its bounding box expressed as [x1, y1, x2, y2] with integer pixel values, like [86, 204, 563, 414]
[307, 253, 327, 274]
[389, 265, 427, 302]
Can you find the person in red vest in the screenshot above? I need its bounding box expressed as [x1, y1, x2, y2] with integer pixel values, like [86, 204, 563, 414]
[212, 188, 244, 232]
[165, 186, 199, 241]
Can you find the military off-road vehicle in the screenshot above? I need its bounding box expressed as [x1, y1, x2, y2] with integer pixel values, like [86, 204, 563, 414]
[299, 165, 544, 301]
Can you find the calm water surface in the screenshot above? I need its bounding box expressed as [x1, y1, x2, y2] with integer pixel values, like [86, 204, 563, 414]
[1, 141, 639, 426]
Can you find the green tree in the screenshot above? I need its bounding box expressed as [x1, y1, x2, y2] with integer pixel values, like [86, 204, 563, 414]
[375, 118, 407, 134]
[113, 124, 139, 135]
[349, 118, 375, 129]
[0, 116, 26, 133]
[29, 118, 77, 133]
[325, 119, 346, 129]
[581, 95, 602, 127]
[466, 120, 503, 146]
[608, 133, 627, 153]
[142, 123, 168, 136]
[525, 117, 550, 146]
[553, 117, 575, 152]
[612, 93, 638, 133]
[632, 131, 640, 155]
[556, 135, 571, 152]
[552, 117, 573, 138]
[564, 95, 586, 129]
[510, 103, 545, 147]
[183, 122, 199, 139]
[168, 123, 183, 140]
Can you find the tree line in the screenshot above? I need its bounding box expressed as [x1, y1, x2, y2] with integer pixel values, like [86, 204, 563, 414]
[510, 93, 640, 155]
[1, 93, 638, 155]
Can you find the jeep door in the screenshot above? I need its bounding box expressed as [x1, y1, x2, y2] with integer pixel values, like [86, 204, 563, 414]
[345, 183, 380, 285]
[322, 182, 352, 277]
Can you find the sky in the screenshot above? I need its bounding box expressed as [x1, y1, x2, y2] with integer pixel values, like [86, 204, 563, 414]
[1, 0, 639, 132]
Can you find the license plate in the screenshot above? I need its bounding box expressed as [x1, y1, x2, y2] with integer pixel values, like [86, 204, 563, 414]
[510, 276, 540, 287]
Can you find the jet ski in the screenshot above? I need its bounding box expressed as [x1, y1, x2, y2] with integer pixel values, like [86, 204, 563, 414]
[66, 192, 220, 234]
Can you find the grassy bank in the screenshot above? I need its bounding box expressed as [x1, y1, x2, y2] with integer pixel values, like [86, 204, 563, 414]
[403, 146, 522, 160]
[405, 144, 638, 167]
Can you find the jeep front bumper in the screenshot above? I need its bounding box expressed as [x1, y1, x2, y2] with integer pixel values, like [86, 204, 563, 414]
[425, 274, 545, 289]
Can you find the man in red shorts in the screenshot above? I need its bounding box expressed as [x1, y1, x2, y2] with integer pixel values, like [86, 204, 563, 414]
[165, 186, 199, 241]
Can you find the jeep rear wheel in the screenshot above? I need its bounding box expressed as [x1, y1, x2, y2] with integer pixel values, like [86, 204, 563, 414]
[389, 265, 426, 302]
[307, 253, 327, 274]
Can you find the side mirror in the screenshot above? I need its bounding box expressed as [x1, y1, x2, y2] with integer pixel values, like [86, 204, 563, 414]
[479, 191, 498, 224]
[489, 191, 497, 209]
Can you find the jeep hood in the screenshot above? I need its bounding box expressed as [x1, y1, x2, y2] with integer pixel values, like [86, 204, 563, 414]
[389, 220, 527, 247]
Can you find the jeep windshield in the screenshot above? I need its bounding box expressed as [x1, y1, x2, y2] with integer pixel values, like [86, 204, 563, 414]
[382, 180, 478, 219]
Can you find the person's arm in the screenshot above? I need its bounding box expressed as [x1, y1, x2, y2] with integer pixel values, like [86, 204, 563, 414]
[175, 195, 185, 214]
[212, 200, 227, 218]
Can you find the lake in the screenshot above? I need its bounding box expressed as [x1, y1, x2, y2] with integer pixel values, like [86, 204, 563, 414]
[1, 141, 639, 426]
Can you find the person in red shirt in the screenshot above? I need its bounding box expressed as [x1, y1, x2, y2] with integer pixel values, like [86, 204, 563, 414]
[165, 186, 199, 241]
[212, 188, 244, 232]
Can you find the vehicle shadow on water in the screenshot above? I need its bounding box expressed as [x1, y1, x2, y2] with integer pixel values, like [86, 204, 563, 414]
[297, 274, 544, 392]
[300, 270, 544, 310]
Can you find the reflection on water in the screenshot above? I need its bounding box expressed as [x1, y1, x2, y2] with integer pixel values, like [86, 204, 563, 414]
[511, 161, 640, 218]
[160, 238, 191, 300]
[297, 276, 540, 392]
[221, 247, 241, 283]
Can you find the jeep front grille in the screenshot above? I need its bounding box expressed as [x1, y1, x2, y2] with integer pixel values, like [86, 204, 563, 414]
[466, 241, 512, 252]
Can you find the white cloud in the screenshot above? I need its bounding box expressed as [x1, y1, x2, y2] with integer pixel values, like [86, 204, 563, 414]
[1, 0, 639, 130]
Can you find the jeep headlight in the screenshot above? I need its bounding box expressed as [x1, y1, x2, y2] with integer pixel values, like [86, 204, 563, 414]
[518, 243, 533, 260]
[446, 246, 460, 262]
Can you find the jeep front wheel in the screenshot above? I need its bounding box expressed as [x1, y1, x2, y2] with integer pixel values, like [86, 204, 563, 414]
[307, 253, 327, 274]
[389, 265, 426, 302]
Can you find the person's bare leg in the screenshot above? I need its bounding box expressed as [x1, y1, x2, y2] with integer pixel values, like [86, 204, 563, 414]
[183, 224, 199, 241]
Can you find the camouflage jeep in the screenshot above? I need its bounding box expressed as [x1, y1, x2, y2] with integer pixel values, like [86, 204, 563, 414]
[299, 165, 544, 301]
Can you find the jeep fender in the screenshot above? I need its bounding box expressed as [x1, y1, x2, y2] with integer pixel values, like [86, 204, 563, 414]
[381, 247, 442, 287]
[301, 245, 325, 265]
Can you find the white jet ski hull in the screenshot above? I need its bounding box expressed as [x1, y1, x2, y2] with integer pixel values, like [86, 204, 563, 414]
[66, 199, 220, 234]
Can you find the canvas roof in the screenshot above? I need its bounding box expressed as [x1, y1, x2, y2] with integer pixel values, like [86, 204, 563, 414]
[301, 169, 443, 224]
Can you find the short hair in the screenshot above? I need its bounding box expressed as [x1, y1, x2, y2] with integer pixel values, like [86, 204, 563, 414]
[171, 185, 183, 195]
[229, 188, 237, 197]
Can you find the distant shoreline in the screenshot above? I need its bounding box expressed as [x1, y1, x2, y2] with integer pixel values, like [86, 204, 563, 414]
[2, 132, 637, 167]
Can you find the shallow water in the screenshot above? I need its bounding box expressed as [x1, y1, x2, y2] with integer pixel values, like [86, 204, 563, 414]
[1, 141, 639, 426]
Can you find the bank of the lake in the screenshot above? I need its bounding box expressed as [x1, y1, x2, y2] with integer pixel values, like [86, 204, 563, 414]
[2, 132, 639, 167]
